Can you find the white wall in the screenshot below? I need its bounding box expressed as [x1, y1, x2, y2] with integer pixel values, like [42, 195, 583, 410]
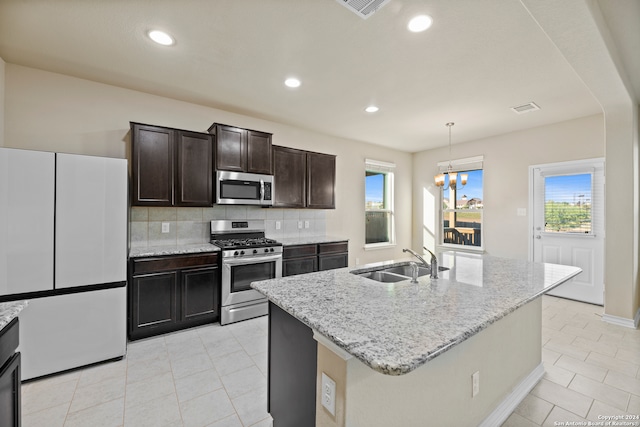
[4, 64, 412, 266]
[412, 114, 605, 260]
[0, 57, 5, 147]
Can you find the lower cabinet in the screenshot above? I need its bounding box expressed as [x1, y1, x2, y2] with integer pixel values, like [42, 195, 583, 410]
[129, 253, 220, 340]
[0, 318, 21, 427]
[268, 302, 317, 427]
[283, 241, 348, 277]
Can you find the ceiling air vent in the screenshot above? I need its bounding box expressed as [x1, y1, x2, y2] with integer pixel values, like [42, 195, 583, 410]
[510, 102, 540, 114]
[335, 0, 392, 19]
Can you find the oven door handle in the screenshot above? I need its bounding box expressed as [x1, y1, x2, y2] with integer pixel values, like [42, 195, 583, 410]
[223, 254, 283, 266]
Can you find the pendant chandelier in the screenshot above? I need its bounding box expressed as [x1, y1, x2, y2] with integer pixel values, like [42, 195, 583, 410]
[434, 122, 468, 190]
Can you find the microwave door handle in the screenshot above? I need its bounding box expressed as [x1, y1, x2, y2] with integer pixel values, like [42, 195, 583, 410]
[260, 180, 265, 202]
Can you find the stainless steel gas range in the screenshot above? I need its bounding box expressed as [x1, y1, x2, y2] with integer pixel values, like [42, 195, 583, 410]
[210, 220, 282, 325]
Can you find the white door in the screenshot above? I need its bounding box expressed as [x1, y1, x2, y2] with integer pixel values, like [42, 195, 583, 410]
[55, 153, 128, 288]
[0, 148, 55, 295]
[530, 159, 605, 305]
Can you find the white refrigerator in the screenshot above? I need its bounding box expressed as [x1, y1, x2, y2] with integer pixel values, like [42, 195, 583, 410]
[0, 148, 127, 380]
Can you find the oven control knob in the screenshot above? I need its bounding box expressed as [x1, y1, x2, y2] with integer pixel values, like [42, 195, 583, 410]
[253, 249, 258, 254]
[240, 251, 245, 255]
[234, 251, 239, 256]
[270, 248, 274, 252]
[264, 248, 269, 253]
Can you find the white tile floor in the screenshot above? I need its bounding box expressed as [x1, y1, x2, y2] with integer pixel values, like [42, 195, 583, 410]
[20, 296, 640, 427]
[21, 316, 272, 427]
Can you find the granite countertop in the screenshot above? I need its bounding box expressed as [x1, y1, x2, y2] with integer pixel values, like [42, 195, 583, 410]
[129, 243, 220, 258]
[252, 251, 581, 376]
[277, 236, 348, 246]
[0, 300, 28, 331]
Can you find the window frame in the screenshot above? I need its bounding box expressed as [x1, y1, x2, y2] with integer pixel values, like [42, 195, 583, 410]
[364, 159, 396, 249]
[437, 156, 484, 252]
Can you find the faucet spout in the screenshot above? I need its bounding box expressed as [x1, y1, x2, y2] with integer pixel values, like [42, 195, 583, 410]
[402, 248, 429, 268]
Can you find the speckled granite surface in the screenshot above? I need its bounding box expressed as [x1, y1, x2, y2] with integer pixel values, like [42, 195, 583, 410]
[252, 251, 581, 376]
[129, 243, 220, 258]
[278, 236, 348, 246]
[0, 301, 28, 331]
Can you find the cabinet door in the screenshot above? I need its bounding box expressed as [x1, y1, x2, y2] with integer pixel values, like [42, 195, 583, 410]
[176, 131, 213, 206]
[181, 266, 218, 321]
[246, 130, 273, 174]
[215, 125, 246, 172]
[131, 124, 174, 206]
[283, 257, 318, 277]
[273, 146, 306, 208]
[307, 152, 336, 209]
[0, 352, 20, 427]
[130, 272, 178, 338]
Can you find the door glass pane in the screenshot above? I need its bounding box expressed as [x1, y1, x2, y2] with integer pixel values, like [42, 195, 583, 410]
[442, 169, 483, 247]
[544, 173, 592, 233]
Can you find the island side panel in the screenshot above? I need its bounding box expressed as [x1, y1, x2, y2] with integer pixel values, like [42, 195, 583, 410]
[313, 298, 542, 427]
[268, 302, 318, 427]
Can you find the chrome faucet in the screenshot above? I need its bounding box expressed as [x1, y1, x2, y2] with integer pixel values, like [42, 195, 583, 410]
[402, 248, 439, 279]
[423, 247, 439, 279]
[402, 248, 429, 268]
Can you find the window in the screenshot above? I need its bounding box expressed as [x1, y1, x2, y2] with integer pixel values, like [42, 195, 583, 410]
[544, 173, 592, 233]
[439, 156, 483, 249]
[365, 159, 395, 246]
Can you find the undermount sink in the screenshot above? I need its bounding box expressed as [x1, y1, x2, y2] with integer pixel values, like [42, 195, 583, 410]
[352, 263, 450, 283]
[356, 271, 409, 283]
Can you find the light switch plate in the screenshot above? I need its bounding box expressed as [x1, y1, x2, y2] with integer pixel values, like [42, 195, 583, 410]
[275, 221, 281, 230]
[517, 208, 527, 217]
[321, 372, 336, 416]
[304, 220, 310, 229]
[161, 222, 170, 233]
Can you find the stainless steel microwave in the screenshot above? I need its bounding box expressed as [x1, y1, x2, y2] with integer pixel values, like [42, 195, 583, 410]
[216, 170, 274, 206]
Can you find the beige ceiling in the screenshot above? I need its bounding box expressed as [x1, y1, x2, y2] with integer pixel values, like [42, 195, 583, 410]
[0, 0, 634, 152]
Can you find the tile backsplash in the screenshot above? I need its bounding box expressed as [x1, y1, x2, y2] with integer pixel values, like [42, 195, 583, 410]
[130, 206, 327, 248]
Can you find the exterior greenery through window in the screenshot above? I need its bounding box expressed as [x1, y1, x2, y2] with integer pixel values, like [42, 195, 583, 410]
[365, 160, 395, 245]
[544, 173, 592, 233]
[442, 169, 483, 248]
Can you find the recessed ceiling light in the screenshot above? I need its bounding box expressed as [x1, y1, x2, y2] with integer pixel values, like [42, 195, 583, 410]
[365, 105, 379, 113]
[148, 30, 175, 46]
[408, 15, 433, 32]
[284, 78, 301, 88]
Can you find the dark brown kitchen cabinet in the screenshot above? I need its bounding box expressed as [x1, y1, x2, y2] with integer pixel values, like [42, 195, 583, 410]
[131, 122, 213, 207]
[283, 241, 348, 276]
[208, 123, 272, 174]
[273, 146, 336, 209]
[129, 253, 219, 340]
[283, 244, 317, 276]
[273, 146, 307, 208]
[307, 152, 336, 209]
[0, 318, 20, 427]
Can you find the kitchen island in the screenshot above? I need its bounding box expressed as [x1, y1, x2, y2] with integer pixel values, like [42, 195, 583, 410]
[252, 251, 581, 427]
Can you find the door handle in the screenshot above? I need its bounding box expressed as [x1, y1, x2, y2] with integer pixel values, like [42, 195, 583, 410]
[536, 235, 542, 239]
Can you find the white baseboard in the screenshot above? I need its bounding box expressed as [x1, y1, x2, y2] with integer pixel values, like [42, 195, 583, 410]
[602, 309, 640, 329]
[478, 363, 545, 427]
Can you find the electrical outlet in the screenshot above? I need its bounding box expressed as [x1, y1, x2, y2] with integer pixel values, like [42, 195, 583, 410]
[321, 372, 336, 416]
[161, 222, 170, 233]
[517, 208, 527, 216]
[472, 371, 480, 397]
[275, 221, 281, 230]
[304, 220, 310, 229]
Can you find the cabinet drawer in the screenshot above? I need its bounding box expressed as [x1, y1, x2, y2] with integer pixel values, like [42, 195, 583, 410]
[283, 257, 318, 277]
[132, 253, 218, 274]
[318, 242, 348, 255]
[283, 244, 317, 259]
[318, 253, 348, 271]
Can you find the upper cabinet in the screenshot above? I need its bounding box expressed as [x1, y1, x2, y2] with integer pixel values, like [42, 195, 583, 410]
[208, 123, 272, 174]
[131, 122, 213, 207]
[273, 146, 336, 209]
